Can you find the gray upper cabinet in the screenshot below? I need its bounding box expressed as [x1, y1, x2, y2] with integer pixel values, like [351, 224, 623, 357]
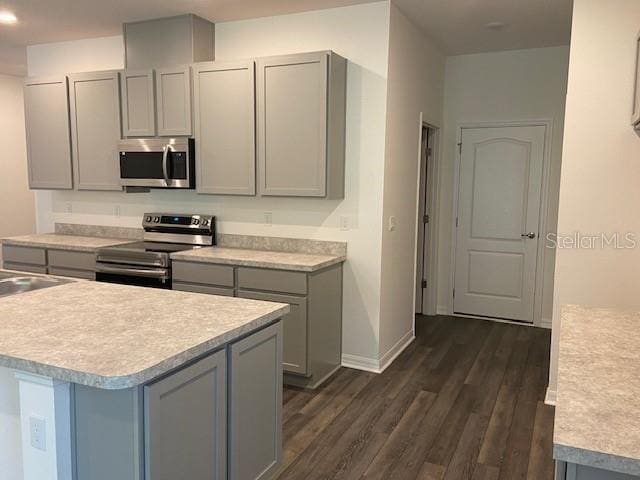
[194, 60, 256, 195]
[256, 51, 346, 198]
[23, 76, 73, 189]
[120, 69, 156, 137]
[68, 71, 123, 191]
[156, 65, 192, 136]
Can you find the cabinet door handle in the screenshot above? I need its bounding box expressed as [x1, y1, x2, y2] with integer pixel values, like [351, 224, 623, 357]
[521, 232, 536, 239]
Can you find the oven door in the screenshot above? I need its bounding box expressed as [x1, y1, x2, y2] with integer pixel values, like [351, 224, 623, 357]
[95, 263, 171, 289]
[119, 139, 194, 188]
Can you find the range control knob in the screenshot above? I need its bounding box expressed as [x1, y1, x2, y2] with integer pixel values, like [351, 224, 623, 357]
[192, 218, 200, 226]
[201, 219, 209, 226]
[145, 215, 152, 222]
[154, 216, 160, 223]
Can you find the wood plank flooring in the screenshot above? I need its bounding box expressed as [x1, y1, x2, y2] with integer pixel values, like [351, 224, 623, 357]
[276, 315, 554, 480]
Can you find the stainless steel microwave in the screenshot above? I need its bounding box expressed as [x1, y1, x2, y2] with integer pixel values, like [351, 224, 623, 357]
[118, 138, 195, 189]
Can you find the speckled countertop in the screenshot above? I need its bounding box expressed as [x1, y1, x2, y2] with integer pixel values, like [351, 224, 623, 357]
[0, 277, 288, 389]
[2, 234, 134, 252]
[554, 304, 640, 475]
[171, 247, 346, 272]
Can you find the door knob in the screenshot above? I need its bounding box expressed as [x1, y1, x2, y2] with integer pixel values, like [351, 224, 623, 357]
[521, 232, 536, 239]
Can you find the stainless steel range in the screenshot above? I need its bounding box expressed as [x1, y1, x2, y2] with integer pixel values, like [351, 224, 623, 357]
[95, 213, 215, 289]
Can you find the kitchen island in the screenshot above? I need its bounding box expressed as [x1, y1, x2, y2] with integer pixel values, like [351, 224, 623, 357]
[554, 305, 640, 480]
[0, 272, 289, 480]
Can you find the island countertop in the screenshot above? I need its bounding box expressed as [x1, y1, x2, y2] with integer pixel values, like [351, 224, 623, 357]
[171, 246, 346, 272]
[554, 304, 640, 476]
[0, 278, 289, 389]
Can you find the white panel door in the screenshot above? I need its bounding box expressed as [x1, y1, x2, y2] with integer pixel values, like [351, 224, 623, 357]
[454, 125, 545, 322]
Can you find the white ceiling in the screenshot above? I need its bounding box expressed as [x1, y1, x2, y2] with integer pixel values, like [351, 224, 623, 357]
[0, 0, 378, 74]
[394, 0, 573, 55]
[0, 0, 573, 76]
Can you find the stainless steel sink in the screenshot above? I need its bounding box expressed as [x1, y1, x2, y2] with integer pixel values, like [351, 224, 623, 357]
[0, 274, 73, 298]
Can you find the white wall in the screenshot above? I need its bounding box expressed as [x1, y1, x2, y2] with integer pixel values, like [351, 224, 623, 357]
[438, 46, 570, 325]
[28, 2, 391, 362]
[549, 0, 640, 395]
[377, 3, 444, 363]
[0, 73, 34, 480]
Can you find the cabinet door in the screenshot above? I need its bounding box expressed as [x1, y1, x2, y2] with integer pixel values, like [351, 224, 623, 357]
[257, 52, 328, 197]
[69, 71, 122, 191]
[145, 349, 226, 480]
[23, 76, 73, 189]
[229, 322, 283, 480]
[194, 60, 256, 195]
[121, 69, 155, 137]
[237, 290, 308, 375]
[156, 66, 192, 136]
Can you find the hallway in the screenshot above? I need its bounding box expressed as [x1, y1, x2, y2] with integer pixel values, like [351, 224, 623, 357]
[277, 315, 554, 480]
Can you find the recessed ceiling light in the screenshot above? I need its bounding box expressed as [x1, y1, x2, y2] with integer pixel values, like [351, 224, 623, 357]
[0, 11, 18, 24]
[485, 21, 506, 31]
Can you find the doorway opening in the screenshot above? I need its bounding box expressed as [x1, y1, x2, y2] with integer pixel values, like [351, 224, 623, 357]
[415, 123, 438, 316]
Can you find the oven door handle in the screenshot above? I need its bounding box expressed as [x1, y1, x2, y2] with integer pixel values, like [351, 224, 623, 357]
[162, 144, 172, 187]
[95, 264, 169, 280]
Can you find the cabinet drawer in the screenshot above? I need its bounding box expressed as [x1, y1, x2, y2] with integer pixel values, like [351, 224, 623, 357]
[237, 267, 306, 295]
[48, 249, 96, 271]
[2, 245, 46, 266]
[237, 290, 308, 376]
[172, 262, 234, 287]
[173, 282, 234, 297]
[2, 262, 47, 274]
[49, 267, 95, 280]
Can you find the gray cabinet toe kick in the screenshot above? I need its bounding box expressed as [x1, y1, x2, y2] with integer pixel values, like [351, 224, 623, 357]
[71, 320, 283, 480]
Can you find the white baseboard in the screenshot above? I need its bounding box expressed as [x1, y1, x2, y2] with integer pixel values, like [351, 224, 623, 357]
[541, 317, 553, 329]
[341, 353, 381, 373]
[378, 331, 414, 373]
[545, 387, 557, 406]
[342, 330, 414, 374]
[436, 305, 449, 315]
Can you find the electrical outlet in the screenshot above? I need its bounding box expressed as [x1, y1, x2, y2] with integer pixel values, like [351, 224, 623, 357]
[388, 216, 397, 232]
[339, 215, 350, 231]
[264, 212, 272, 227]
[29, 415, 46, 452]
[115, 205, 121, 217]
[65, 203, 72, 214]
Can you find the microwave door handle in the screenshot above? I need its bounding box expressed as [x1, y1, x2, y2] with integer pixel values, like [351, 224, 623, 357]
[162, 144, 172, 186]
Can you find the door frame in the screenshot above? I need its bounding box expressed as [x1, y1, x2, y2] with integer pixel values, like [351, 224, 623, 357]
[413, 115, 440, 318]
[448, 119, 554, 327]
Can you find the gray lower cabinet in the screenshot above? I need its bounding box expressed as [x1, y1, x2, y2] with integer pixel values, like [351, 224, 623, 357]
[229, 322, 283, 480]
[1, 245, 96, 280]
[47, 249, 96, 280]
[145, 349, 227, 480]
[68, 71, 123, 191]
[156, 65, 192, 136]
[120, 69, 156, 137]
[194, 60, 256, 195]
[70, 322, 282, 480]
[256, 51, 346, 198]
[23, 76, 74, 189]
[238, 290, 307, 375]
[172, 260, 343, 389]
[1, 245, 47, 273]
[557, 461, 638, 479]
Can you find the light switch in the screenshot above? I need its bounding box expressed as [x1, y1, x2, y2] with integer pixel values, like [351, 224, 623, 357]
[29, 415, 46, 452]
[264, 212, 273, 227]
[388, 216, 397, 231]
[339, 215, 350, 231]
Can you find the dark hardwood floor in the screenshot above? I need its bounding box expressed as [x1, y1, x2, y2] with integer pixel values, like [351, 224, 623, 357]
[276, 315, 554, 480]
